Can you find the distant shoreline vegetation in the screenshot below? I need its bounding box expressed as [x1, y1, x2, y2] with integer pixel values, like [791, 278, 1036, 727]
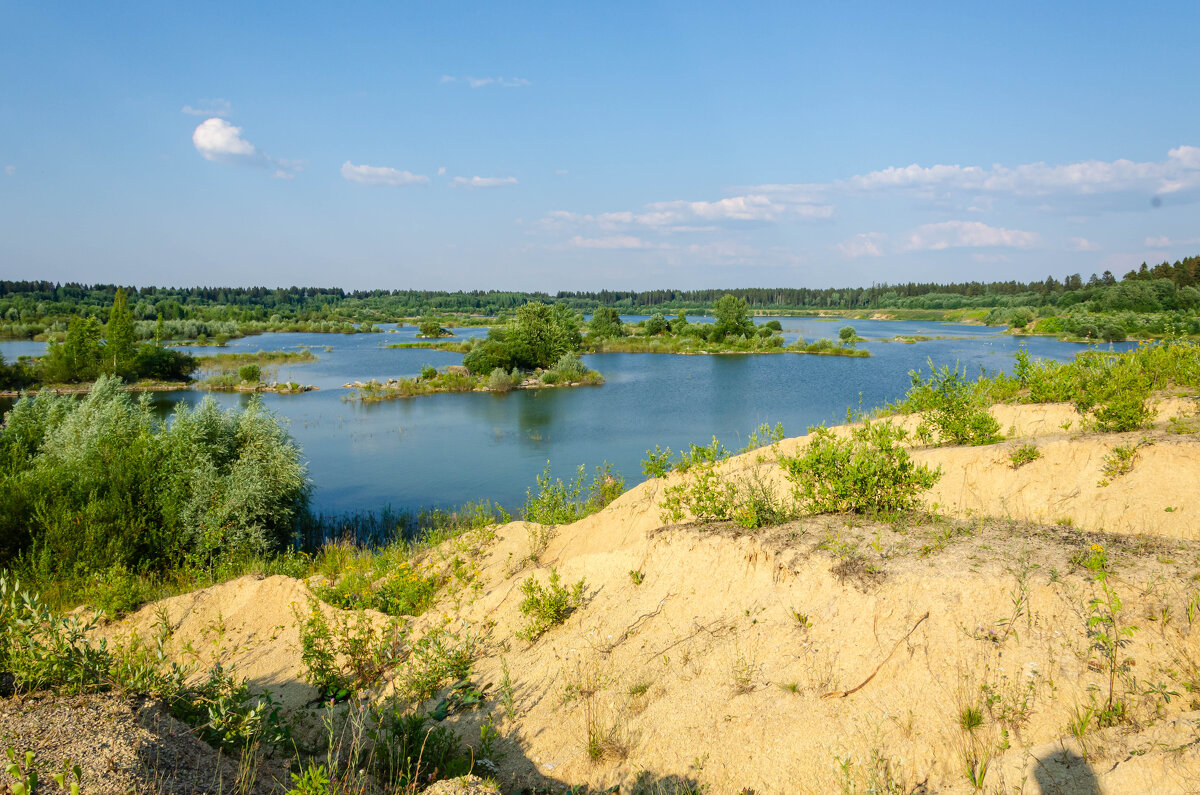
[581, 301, 869, 357]
[1, 254, 1196, 344]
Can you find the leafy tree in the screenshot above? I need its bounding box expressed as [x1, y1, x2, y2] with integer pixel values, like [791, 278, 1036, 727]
[418, 319, 448, 338]
[839, 325, 856, 343]
[41, 316, 102, 382]
[644, 313, 668, 336]
[588, 307, 625, 339]
[711, 294, 754, 341]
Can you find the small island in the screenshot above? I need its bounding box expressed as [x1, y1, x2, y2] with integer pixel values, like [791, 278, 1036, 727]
[196, 349, 319, 393]
[349, 303, 604, 399]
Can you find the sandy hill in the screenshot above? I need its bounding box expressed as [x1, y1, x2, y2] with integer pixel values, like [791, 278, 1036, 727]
[94, 399, 1200, 794]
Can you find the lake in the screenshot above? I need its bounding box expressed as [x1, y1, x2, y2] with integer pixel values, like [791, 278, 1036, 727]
[0, 318, 1136, 516]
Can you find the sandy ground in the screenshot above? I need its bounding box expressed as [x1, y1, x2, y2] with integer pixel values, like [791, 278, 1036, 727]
[21, 398, 1199, 794]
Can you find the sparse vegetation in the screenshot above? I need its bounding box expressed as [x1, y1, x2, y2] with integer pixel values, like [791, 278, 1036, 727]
[516, 568, 585, 641]
[1008, 443, 1042, 469]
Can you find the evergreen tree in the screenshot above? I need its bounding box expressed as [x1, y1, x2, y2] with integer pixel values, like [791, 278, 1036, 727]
[104, 287, 138, 376]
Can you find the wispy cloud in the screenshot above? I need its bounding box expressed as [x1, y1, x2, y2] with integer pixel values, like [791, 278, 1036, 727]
[3, 165, 14, 177]
[340, 161, 428, 186]
[904, 220, 1039, 251]
[451, 175, 518, 188]
[191, 118, 299, 178]
[752, 145, 1200, 200]
[568, 235, 667, 250]
[1145, 234, 1200, 247]
[181, 98, 231, 117]
[1068, 237, 1101, 252]
[442, 75, 531, 88]
[835, 233, 885, 258]
[542, 194, 831, 235]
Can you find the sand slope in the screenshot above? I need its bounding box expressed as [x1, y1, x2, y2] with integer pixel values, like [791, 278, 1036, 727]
[104, 400, 1200, 794]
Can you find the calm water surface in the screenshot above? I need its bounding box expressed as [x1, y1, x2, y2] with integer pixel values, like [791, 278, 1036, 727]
[0, 319, 1136, 515]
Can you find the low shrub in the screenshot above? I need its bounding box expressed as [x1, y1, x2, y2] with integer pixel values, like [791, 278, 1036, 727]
[523, 461, 624, 525]
[517, 568, 585, 641]
[779, 419, 941, 515]
[906, 360, 1001, 445]
[486, 367, 517, 392]
[293, 597, 408, 699]
[1008, 444, 1042, 469]
[237, 363, 261, 382]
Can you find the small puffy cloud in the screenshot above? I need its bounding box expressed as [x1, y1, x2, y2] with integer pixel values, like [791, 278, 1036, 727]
[340, 161, 429, 186]
[182, 98, 231, 117]
[192, 118, 299, 177]
[451, 175, 518, 188]
[1068, 237, 1101, 252]
[437, 166, 446, 176]
[904, 220, 1039, 251]
[835, 233, 885, 258]
[192, 118, 257, 162]
[3, 165, 14, 177]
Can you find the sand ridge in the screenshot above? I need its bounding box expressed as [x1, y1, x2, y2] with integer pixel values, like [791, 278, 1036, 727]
[99, 399, 1200, 793]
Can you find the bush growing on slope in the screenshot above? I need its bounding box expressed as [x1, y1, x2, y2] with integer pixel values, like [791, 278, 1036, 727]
[779, 419, 941, 515]
[905, 360, 1002, 445]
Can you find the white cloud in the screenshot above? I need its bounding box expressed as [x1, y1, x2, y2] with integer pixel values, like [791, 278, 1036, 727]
[437, 166, 446, 176]
[340, 161, 429, 186]
[191, 118, 299, 177]
[1068, 237, 1101, 252]
[3, 165, 13, 177]
[904, 221, 1039, 251]
[451, 175, 518, 188]
[192, 118, 257, 161]
[439, 75, 456, 84]
[835, 233, 885, 258]
[182, 98, 231, 117]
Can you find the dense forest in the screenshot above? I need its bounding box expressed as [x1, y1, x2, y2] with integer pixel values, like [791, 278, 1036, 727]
[1, 255, 1198, 345]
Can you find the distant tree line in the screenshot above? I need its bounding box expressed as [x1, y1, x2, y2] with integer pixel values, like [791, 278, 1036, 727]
[1, 255, 1197, 341]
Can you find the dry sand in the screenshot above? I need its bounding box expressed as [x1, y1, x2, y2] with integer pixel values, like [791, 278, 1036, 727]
[27, 399, 1200, 794]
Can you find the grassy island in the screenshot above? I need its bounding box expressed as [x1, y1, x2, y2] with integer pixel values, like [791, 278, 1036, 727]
[347, 356, 603, 400]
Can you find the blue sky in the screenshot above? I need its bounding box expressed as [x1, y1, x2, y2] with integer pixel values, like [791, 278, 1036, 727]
[2, 1, 1199, 291]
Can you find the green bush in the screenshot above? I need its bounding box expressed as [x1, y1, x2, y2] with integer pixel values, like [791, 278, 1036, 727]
[906, 360, 1001, 445]
[370, 709, 467, 789]
[0, 379, 310, 575]
[779, 419, 941, 515]
[1073, 354, 1154, 432]
[523, 461, 624, 525]
[237, 363, 261, 382]
[517, 568, 585, 641]
[486, 367, 517, 392]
